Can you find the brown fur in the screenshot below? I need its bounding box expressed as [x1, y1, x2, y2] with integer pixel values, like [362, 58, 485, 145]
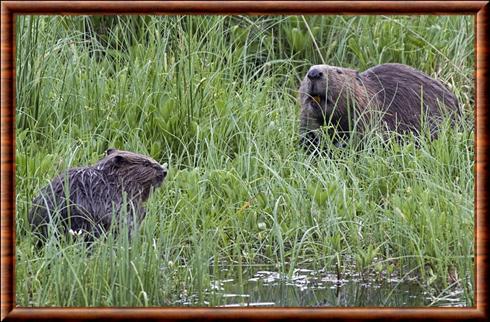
[28, 148, 167, 242]
[299, 63, 460, 149]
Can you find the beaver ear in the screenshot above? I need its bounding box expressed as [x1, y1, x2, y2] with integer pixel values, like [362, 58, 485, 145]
[355, 72, 362, 83]
[106, 148, 117, 155]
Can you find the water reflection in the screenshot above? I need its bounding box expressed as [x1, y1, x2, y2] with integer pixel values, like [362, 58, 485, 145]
[174, 266, 465, 307]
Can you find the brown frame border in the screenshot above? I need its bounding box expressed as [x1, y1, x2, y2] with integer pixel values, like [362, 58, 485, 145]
[1, 1, 488, 321]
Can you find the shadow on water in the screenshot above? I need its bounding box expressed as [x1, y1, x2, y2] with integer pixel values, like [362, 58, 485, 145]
[174, 266, 465, 307]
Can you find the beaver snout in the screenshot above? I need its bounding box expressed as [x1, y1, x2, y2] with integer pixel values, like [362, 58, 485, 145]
[155, 163, 168, 184]
[307, 67, 324, 80]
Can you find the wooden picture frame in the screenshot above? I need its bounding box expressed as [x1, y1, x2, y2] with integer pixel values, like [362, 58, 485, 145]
[1, 1, 488, 320]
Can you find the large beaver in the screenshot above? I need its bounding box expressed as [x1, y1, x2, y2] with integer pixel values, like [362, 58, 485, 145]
[299, 63, 460, 149]
[28, 148, 167, 243]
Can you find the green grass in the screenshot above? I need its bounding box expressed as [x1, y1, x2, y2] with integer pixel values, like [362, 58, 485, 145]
[15, 15, 474, 306]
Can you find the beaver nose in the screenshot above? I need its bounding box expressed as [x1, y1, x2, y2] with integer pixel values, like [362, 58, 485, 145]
[161, 163, 168, 177]
[307, 68, 323, 80]
[155, 166, 167, 183]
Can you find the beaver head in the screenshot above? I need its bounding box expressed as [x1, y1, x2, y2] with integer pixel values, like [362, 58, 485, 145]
[299, 65, 369, 148]
[299, 65, 365, 118]
[96, 148, 167, 202]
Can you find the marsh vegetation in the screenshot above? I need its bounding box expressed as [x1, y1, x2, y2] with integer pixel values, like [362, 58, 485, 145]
[15, 15, 474, 307]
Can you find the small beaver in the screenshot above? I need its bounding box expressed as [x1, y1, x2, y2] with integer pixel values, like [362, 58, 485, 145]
[28, 148, 167, 243]
[299, 63, 460, 149]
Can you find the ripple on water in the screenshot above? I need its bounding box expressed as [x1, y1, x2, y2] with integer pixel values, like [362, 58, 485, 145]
[174, 266, 467, 307]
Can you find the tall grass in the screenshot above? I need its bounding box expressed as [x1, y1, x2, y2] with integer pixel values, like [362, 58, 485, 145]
[15, 15, 474, 306]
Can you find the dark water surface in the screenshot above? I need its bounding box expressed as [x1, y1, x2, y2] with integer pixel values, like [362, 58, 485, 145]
[175, 266, 465, 307]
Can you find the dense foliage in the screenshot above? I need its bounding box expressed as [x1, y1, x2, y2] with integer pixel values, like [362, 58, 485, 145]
[16, 15, 474, 306]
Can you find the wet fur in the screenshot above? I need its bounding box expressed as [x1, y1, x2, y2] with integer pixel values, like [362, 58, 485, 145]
[299, 63, 460, 149]
[28, 149, 167, 242]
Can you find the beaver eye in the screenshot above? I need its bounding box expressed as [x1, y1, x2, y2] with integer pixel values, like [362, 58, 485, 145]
[113, 155, 126, 165]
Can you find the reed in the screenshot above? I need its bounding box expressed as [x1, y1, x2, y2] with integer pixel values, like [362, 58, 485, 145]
[15, 15, 474, 306]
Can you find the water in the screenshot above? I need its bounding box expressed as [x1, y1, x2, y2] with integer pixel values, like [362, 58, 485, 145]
[174, 266, 466, 307]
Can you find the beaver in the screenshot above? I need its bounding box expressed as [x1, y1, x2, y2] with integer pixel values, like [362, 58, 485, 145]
[299, 63, 460, 149]
[28, 148, 167, 243]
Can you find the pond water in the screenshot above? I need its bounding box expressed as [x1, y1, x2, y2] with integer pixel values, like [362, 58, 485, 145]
[174, 266, 466, 307]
